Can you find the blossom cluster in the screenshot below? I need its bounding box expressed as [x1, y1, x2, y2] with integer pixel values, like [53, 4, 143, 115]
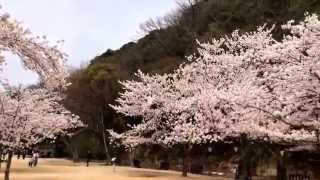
[0, 7, 68, 88]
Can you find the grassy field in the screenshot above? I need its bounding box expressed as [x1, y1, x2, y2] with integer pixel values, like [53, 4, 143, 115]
[0, 158, 230, 180]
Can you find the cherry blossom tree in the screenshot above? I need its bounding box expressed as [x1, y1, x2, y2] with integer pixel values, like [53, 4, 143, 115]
[111, 70, 230, 176]
[173, 14, 320, 178]
[225, 14, 320, 179]
[111, 24, 286, 176]
[111, 14, 320, 178]
[0, 86, 83, 180]
[239, 14, 320, 141]
[190, 14, 320, 179]
[0, 5, 82, 180]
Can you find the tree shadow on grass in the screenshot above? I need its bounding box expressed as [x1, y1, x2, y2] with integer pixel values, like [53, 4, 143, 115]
[125, 170, 172, 178]
[8, 167, 49, 174]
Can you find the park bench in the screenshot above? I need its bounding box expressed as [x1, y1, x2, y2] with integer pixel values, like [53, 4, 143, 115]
[132, 159, 141, 168]
[159, 161, 170, 170]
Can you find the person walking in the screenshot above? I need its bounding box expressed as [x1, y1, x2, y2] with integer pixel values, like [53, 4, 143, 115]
[28, 158, 33, 167]
[22, 149, 26, 160]
[86, 150, 92, 167]
[17, 150, 21, 159]
[33, 151, 39, 167]
[111, 157, 117, 172]
[28, 151, 35, 167]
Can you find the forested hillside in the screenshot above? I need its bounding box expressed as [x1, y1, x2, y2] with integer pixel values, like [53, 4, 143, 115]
[63, 0, 320, 157]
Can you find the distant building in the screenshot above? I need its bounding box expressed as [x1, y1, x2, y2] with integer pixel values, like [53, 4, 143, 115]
[284, 145, 320, 180]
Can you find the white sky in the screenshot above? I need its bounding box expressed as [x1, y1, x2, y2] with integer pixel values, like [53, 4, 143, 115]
[0, 0, 177, 85]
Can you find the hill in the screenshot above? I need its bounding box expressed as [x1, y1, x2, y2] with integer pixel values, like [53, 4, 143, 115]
[63, 0, 320, 158]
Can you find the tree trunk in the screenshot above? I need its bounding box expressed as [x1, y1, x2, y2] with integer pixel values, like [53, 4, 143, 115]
[63, 138, 79, 162]
[182, 157, 188, 177]
[4, 151, 13, 180]
[100, 111, 110, 165]
[276, 150, 286, 180]
[182, 144, 192, 177]
[129, 148, 134, 167]
[235, 134, 251, 180]
[72, 147, 79, 162]
[236, 157, 251, 180]
[153, 153, 158, 169]
[102, 131, 110, 165]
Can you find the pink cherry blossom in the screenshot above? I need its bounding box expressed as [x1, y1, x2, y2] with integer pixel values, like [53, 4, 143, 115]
[111, 14, 320, 150]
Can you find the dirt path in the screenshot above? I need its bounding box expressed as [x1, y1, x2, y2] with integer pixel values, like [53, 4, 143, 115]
[0, 158, 229, 180]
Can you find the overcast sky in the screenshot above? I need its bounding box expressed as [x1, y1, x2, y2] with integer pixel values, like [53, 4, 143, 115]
[0, 0, 177, 85]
